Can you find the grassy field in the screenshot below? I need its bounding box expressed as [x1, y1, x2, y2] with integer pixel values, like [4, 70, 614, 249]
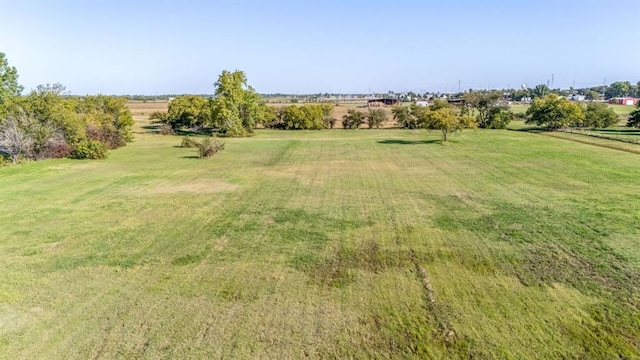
[1, 110, 639, 358]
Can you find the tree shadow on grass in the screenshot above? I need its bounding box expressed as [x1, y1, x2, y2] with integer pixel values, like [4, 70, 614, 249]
[593, 129, 640, 134]
[377, 139, 441, 145]
[508, 126, 547, 133]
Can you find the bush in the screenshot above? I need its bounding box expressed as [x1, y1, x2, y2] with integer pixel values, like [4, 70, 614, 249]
[366, 108, 387, 129]
[86, 124, 127, 149]
[160, 124, 175, 135]
[483, 108, 513, 129]
[149, 111, 167, 122]
[0, 155, 9, 167]
[181, 136, 199, 148]
[71, 140, 108, 159]
[39, 140, 73, 159]
[198, 137, 225, 158]
[342, 109, 365, 129]
[325, 117, 337, 129]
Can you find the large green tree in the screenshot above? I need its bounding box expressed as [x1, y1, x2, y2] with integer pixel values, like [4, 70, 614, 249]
[415, 100, 476, 143]
[161, 95, 209, 129]
[210, 70, 269, 136]
[531, 84, 551, 99]
[606, 81, 632, 99]
[463, 91, 512, 129]
[583, 102, 619, 128]
[0, 52, 23, 108]
[366, 108, 386, 129]
[76, 95, 135, 149]
[392, 105, 418, 129]
[525, 94, 584, 130]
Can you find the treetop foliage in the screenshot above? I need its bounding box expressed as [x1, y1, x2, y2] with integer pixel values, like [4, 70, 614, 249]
[153, 70, 271, 136]
[525, 94, 621, 130]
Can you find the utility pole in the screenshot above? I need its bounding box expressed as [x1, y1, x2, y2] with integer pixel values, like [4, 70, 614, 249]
[551, 74, 554, 89]
[602, 77, 607, 99]
[458, 80, 462, 93]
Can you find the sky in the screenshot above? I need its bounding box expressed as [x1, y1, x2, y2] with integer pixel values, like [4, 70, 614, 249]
[1, 0, 639, 95]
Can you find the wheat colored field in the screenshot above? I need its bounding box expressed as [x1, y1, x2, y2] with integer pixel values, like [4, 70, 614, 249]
[1, 105, 638, 359]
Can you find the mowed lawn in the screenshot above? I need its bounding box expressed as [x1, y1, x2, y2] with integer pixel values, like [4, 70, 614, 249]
[1, 128, 639, 358]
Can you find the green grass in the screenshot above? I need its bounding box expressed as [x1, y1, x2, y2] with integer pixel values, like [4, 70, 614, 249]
[1, 128, 640, 358]
[609, 104, 638, 116]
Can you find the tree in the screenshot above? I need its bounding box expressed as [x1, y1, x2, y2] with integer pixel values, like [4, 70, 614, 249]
[76, 95, 135, 149]
[421, 102, 476, 143]
[531, 84, 551, 99]
[525, 95, 585, 130]
[484, 107, 514, 129]
[341, 109, 365, 129]
[0, 110, 33, 163]
[366, 108, 387, 129]
[210, 70, 269, 136]
[0, 52, 23, 108]
[161, 95, 209, 129]
[605, 81, 631, 99]
[321, 103, 336, 129]
[5, 84, 80, 157]
[392, 105, 417, 129]
[627, 103, 640, 128]
[585, 90, 600, 101]
[583, 102, 619, 128]
[462, 91, 512, 129]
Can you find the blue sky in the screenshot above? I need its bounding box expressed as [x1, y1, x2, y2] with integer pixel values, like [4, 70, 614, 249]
[1, 0, 639, 95]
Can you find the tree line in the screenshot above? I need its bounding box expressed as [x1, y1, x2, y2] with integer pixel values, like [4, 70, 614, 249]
[157, 86, 637, 144]
[1, 53, 134, 164]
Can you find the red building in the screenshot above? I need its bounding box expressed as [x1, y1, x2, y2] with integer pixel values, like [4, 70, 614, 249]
[609, 97, 639, 106]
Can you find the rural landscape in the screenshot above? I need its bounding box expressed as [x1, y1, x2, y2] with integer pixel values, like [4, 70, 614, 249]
[2, 52, 640, 358]
[1, 1, 640, 359]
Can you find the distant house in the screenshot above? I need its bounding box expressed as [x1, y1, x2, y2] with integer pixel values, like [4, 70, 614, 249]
[415, 100, 429, 107]
[367, 98, 400, 106]
[609, 97, 639, 106]
[567, 94, 586, 102]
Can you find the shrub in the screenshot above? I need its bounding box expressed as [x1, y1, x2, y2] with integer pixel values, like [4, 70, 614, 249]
[181, 136, 199, 148]
[149, 111, 167, 122]
[483, 108, 513, 129]
[0, 155, 9, 167]
[197, 137, 225, 158]
[628, 104, 640, 128]
[71, 139, 108, 159]
[366, 108, 387, 129]
[325, 117, 337, 129]
[86, 123, 126, 149]
[342, 109, 365, 129]
[40, 140, 73, 159]
[160, 124, 175, 135]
